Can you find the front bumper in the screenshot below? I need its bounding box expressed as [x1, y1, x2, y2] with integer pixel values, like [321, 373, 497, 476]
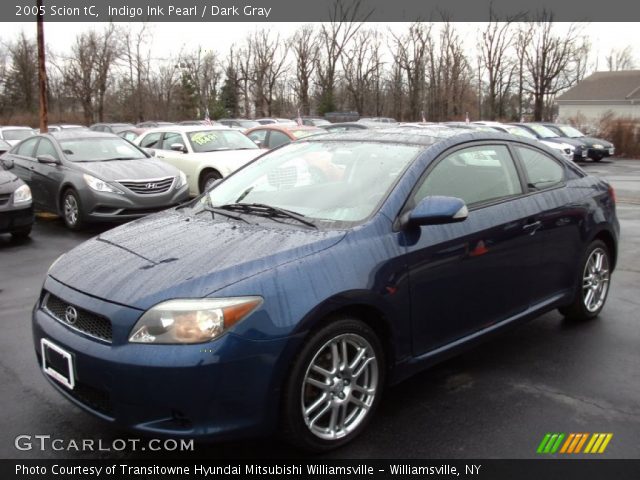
[587, 147, 614, 159]
[0, 204, 34, 233]
[78, 184, 190, 223]
[32, 276, 290, 440]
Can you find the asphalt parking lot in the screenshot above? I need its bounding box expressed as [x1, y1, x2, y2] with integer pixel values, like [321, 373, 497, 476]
[1, 159, 639, 460]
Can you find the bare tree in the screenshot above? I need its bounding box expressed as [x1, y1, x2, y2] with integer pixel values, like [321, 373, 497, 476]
[122, 24, 151, 122]
[60, 25, 121, 123]
[290, 25, 318, 115]
[392, 22, 432, 121]
[520, 17, 586, 121]
[179, 47, 221, 119]
[315, 0, 367, 114]
[249, 29, 288, 117]
[237, 45, 253, 117]
[606, 46, 635, 71]
[341, 30, 383, 114]
[480, 15, 517, 119]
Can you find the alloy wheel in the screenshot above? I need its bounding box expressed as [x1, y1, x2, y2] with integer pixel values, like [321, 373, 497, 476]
[301, 333, 379, 440]
[582, 247, 610, 312]
[64, 193, 79, 226]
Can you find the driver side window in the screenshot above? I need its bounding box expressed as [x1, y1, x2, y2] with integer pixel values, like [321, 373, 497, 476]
[412, 145, 523, 207]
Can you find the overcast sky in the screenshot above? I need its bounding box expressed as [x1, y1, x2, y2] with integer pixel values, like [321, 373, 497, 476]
[1, 22, 638, 71]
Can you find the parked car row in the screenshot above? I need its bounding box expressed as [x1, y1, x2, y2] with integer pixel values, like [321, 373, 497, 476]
[0, 117, 617, 238]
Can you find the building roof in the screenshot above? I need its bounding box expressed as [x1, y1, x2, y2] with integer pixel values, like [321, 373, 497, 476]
[556, 70, 640, 102]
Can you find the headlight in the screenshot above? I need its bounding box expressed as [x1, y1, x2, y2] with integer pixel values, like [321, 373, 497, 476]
[129, 297, 263, 344]
[593, 144, 603, 149]
[13, 184, 32, 205]
[83, 174, 123, 194]
[176, 171, 187, 188]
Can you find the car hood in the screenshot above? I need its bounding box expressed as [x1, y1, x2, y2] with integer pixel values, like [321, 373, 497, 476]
[76, 158, 179, 181]
[544, 137, 584, 147]
[0, 169, 21, 191]
[48, 209, 346, 310]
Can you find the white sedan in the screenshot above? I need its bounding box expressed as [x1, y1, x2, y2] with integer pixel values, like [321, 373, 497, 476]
[134, 126, 263, 196]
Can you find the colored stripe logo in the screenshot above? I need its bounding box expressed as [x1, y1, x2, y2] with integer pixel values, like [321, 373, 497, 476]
[537, 433, 613, 454]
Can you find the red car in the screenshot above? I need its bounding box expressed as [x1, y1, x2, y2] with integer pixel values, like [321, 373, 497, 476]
[245, 124, 325, 150]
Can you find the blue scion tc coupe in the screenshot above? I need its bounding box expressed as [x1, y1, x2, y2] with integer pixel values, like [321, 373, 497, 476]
[33, 128, 619, 451]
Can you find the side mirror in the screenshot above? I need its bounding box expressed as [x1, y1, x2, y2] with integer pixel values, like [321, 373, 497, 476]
[37, 154, 60, 165]
[253, 139, 263, 148]
[143, 148, 156, 157]
[170, 143, 187, 153]
[1, 158, 14, 169]
[404, 196, 468, 227]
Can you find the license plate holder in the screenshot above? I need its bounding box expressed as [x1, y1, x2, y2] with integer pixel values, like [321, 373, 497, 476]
[41, 339, 75, 390]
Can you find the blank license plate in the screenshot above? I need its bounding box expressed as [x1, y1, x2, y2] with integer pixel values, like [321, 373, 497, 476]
[41, 339, 75, 390]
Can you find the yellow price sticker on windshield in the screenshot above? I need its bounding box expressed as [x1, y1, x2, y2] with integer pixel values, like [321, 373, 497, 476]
[191, 132, 218, 146]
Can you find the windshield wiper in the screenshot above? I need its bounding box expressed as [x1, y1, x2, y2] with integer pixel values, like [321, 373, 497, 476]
[195, 205, 251, 224]
[100, 157, 140, 161]
[218, 203, 317, 229]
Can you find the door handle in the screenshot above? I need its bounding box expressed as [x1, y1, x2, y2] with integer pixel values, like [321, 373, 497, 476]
[523, 220, 542, 234]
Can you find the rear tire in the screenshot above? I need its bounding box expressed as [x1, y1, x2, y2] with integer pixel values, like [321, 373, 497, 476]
[559, 240, 611, 321]
[281, 317, 385, 452]
[61, 189, 84, 230]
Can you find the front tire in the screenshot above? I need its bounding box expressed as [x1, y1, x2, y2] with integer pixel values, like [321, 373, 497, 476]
[61, 189, 84, 230]
[199, 170, 222, 194]
[559, 240, 611, 321]
[281, 318, 384, 452]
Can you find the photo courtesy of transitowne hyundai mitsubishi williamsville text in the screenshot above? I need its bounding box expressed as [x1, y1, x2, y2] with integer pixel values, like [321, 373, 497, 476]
[107, 5, 272, 18]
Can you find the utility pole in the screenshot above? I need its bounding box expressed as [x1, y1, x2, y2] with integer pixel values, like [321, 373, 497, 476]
[37, 0, 48, 133]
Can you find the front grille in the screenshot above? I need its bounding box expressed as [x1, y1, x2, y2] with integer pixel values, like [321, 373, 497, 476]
[0, 193, 10, 206]
[44, 293, 113, 343]
[118, 176, 174, 195]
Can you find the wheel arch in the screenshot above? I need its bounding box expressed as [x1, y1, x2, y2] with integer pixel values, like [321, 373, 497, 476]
[590, 227, 618, 271]
[197, 166, 223, 193]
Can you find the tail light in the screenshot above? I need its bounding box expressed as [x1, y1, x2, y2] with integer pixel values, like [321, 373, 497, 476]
[608, 184, 616, 204]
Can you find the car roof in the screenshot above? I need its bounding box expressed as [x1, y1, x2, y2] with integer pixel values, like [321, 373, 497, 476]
[46, 130, 119, 141]
[305, 126, 516, 147]
[247, 124, 323, 133]
[0, 126, 33, 130]
[139, 125, 234, 134]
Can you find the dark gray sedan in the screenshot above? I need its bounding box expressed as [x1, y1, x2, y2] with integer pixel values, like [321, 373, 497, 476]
[3, 131, 189, 229]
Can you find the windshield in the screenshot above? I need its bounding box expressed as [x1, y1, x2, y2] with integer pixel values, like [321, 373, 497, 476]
[3, 129, 35, 141]
[205, 140, 421, 226]
[505, 126, 537, 139]
[59, 137, 147, 162]
[528, 124, 559, 138]
[558, 125, 584, 138]
[187, 130, 258, 152]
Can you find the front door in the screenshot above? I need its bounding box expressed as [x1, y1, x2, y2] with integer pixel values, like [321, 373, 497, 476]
[402, 143, 541, 355]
